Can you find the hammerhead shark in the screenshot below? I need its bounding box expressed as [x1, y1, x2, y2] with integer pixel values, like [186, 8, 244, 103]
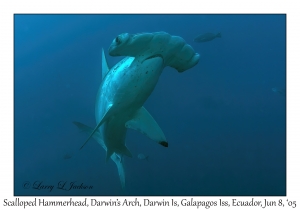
[74, 31, 200, 189]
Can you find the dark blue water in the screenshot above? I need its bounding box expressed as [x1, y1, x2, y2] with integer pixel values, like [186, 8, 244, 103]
[14, 14, 286, 196]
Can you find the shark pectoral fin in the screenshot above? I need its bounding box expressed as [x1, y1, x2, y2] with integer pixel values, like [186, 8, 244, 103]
[80, 104, 113, 150]
[73, 121, 105, 148]
[125, 106, 168, 147]
[102, 48, 110, 79]
[73, 121, 94, 134]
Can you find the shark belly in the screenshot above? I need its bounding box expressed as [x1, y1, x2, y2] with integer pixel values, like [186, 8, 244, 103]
[95, 56, 164, 159]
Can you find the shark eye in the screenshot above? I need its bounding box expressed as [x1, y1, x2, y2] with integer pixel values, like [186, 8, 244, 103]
[115, 36, 121, 44]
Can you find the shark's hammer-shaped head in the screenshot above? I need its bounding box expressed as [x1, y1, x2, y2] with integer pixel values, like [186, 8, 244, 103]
[108, 31, 200, 73]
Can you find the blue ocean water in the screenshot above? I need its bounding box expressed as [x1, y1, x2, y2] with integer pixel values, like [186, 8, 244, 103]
[14, 14, 286, 196]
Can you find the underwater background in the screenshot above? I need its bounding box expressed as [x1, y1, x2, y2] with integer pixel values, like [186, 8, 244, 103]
[14, 14, 286, 196]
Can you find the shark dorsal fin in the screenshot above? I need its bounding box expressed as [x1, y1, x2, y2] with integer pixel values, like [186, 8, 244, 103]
[102, 48, 110, 80]
[125, 106, 168, 147]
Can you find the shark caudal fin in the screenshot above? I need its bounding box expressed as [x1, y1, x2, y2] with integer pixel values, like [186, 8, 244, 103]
[73, 121, 126, 190]
[216, 32, 221, 38]
[110, 154, 125, 190]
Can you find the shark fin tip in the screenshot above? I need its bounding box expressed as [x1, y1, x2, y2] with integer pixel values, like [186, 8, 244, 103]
[159, 141, 168, 147]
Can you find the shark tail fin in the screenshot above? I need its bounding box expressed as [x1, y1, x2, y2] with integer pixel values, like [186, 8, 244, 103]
[216, 32, 221, 38]
[73, 121, 126, 191]
[116, 159, 125, 190]
[110, 154, 126, 191]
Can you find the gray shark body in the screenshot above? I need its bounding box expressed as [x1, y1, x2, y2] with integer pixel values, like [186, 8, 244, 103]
[76, 32, 200, 189]
[95, 54, 166, 160]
